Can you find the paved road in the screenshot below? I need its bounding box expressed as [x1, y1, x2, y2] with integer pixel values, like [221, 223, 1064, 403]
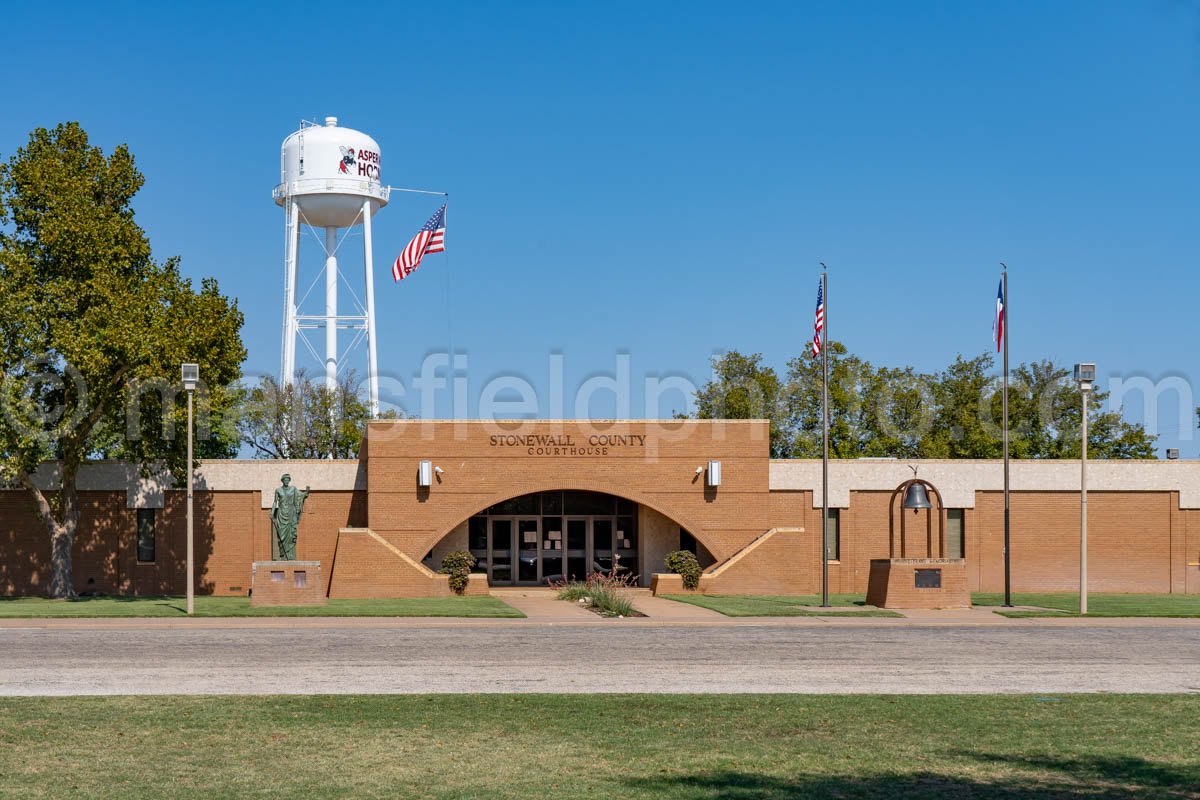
[1, 623, 1197, 695]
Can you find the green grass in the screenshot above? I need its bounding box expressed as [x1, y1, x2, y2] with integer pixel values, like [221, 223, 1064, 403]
[0, 595, 524, 618]
[662, 593, 902, 617]
[0, 695, 1195, 799]
[972, 592, 1200, 618]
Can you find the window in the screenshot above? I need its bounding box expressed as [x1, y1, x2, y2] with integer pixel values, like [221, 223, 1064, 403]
[136, 508, 155, 563]
[946, 509, 965, 558]
[824, 509, 840, 562]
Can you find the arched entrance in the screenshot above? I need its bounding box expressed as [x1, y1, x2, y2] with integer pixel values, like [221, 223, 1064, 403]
[467, 490, 639, 585]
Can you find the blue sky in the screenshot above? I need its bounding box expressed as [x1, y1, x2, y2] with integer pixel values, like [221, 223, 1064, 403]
[2, 1, 1198, 454]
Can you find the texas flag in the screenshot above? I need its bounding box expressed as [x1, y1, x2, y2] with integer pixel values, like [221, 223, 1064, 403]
[992, 280, 1005, 352]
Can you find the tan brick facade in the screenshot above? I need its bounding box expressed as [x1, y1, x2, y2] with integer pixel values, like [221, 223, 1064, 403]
[0, 421, 1197, 598]
[250, 561, 327, 606]
[865, 559, 971, 609]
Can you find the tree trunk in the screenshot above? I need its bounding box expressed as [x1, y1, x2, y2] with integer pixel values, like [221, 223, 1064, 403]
[21, 472, 79, 599]
[49, 525, 75, 599]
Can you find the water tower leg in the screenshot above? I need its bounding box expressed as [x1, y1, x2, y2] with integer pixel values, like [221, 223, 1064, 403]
[361, 199, 380, 418]
[281, 199, 300, 384]
[324, 226, 338, 392]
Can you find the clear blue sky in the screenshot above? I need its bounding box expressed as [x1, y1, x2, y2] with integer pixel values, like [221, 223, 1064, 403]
[2, 1, 1198, 455]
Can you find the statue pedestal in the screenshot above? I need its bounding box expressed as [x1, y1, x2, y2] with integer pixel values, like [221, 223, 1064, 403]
[865, 558, 970, 609]
[250, 561, 327, 607]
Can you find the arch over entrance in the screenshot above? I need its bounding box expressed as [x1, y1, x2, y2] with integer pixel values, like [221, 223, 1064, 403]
[422, 488, 707, 587]
[472, 490, 635, 585]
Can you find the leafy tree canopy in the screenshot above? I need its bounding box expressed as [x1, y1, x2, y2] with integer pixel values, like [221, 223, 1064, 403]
[238, 370, 399, 460]
[688, 344, 1156, 460]
[0, 122, 246, 597]
[689, 351, 789, 457]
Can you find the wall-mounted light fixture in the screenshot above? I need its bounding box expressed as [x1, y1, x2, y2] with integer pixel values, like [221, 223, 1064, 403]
[694, 465, 704, 476]
[706, 460, 722, 487]
[418, 460, 433, 487]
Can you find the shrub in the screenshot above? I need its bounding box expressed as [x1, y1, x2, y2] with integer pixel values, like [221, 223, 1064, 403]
[439, 551, 476, 595]
[664, 550, 702, 590]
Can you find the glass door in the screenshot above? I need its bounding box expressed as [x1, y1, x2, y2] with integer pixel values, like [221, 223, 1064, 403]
[517, 518, 540, 584]
[565, 517, 588, 581]
[592, 517, 614, 574]
[489, 518, 513, 584]
[541, 516, 564, 583]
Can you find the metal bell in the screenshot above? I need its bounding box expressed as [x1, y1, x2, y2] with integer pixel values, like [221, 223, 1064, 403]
[902, 482, 932, 511]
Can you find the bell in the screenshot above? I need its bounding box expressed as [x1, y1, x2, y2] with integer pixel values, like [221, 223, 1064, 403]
[902, 482, 932, 511]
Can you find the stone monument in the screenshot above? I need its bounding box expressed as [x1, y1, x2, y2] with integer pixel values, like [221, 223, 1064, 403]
[251, 474, 326, 606]
[865, 473, 969, 609]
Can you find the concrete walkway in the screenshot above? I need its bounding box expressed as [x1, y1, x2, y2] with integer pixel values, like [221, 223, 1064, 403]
[487, 589, 596, 621]
[631, 593, 726, 620]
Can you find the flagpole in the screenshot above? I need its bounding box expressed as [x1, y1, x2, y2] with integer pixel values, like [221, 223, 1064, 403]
[820, 266, 830, 608]
[1002, 267, 1012, 607]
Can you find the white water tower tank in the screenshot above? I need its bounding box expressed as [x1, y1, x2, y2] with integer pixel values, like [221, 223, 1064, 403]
[275, 116, 390, 422]
[275, 116, 388, 227]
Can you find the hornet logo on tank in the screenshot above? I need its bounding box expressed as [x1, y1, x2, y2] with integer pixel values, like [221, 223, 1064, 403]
[338, 145, 381, 179]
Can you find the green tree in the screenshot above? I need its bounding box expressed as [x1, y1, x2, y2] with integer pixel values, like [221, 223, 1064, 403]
[0, 123, 246, 597]
[860, 365, 937, 458]
[1008, 360, 1156, 459]
[921, 354, 1004, 458]
[784, 342, 878, 458]
[238, 370, 396, 459]
[690, 351, 789, 457]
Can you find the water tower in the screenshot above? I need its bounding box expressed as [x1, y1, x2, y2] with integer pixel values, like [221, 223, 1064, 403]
[274, 116, 389, 416]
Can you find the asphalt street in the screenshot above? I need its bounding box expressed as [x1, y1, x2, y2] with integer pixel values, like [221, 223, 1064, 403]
[1, 623, 1197, 695]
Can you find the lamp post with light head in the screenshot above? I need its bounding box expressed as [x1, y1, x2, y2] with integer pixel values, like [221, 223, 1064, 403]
[182, 363, 199, 616]
[1074, 362, 1095, 615]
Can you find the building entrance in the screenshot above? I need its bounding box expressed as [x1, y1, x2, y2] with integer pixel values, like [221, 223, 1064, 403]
[468, 491, 638, 585]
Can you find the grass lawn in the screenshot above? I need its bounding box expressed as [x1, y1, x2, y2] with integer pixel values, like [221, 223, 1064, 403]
[662, 593, 901, 617]
[0, 595, 524, 618]
[972, 592, 1200, 618]
[0, 695, 1195, 799]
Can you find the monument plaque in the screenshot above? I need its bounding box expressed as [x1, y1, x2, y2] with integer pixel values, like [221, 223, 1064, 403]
[914, 568, 942, 589]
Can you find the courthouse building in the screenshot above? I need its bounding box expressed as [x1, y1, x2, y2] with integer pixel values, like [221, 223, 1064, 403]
[0, 419, 1197, 597]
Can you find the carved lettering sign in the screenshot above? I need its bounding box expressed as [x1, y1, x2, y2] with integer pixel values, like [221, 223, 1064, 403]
[489, 433, 647, 456]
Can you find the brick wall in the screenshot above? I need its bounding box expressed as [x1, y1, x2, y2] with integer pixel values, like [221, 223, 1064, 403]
[763, 488, 1196, 594]
[362, 420, 773, 569]
[1, 431, 1197, 598]
[0, 488, 365, 597]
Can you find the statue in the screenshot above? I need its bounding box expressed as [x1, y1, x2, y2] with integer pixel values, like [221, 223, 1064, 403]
[270, 474, 311, 561]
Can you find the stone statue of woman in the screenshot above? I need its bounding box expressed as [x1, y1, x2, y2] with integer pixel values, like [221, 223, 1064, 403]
[271, 474, 311, 561]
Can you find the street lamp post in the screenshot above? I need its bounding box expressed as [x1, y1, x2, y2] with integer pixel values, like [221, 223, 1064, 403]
[182, 363, 199, 616]
[1074, 363, 1095, 616]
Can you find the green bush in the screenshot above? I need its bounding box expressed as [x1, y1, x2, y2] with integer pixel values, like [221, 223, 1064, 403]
[664, 550, 702, 590]
[439, 551, 476, 595]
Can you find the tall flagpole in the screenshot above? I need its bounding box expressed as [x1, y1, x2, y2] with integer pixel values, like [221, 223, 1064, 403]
[1002, 266, 1012, 607]
[820, 266, 830, 608]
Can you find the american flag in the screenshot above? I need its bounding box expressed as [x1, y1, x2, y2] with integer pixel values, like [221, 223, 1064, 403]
[392, 204, 446, 281]
[992, 279, 1004, 352]
[811, 278, 825, 357]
